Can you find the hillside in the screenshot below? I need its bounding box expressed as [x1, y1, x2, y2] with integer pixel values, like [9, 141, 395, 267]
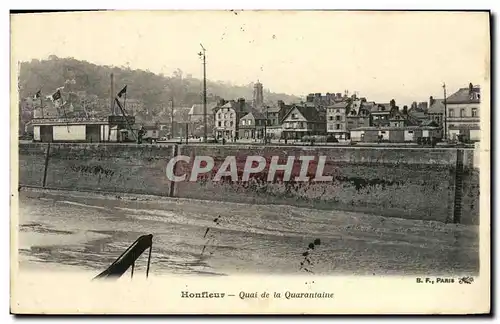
[18, 56, 302, 122]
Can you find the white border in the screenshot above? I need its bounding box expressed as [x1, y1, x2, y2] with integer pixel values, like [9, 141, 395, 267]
[3, 1, 498, 323]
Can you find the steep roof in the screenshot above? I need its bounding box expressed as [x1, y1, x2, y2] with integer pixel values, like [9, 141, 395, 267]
[408, 110, 427, 120]
[446, 86, 480, 104]
[370, 103, 391, 113]
[241, 110, 266, 120]
[330, 101, 349, 109]
[427, 99, 446, 114]
[283, 105, 324, 122]
[266, 105, 282, 113]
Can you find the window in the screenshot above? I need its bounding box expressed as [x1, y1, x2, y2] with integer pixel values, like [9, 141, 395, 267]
[218, 113, 222, 119]
[230, 121, 233, 127]
[329, 116, 333, 121]
[336, 124, 340, 130]
[218, 121, 222, 127]
[460, 109, 465, 117]
[448, 109, 454, 117]
[336, 109, 340, 113]
[230, 113, 234, 118]
[224, 121, 227, 126]
[336, 116, 341, 121]
[471, 108, 478, 117]
[328, 124, 333, 130]
[291, 113, 297, 119]
[248, 120, 252, 125]
[242, 120, 246, 126]
[224, 113, 228, 118]
[477, 94, 481, 100]
[408, 131, 414, 134]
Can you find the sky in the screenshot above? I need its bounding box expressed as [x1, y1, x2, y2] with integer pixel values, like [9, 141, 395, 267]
[11, 10, 490, 106]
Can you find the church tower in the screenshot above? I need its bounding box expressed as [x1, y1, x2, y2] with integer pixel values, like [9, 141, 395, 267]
[253, 80, 264, 109]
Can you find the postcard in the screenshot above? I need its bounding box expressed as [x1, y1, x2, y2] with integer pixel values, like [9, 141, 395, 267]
[10, 10, 490, 314]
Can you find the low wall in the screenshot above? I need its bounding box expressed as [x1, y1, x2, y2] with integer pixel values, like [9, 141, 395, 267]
[18, 143, 480, 225]
[19, 143, 176, 196]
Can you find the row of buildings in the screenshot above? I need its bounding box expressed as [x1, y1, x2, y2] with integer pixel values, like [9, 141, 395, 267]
[25, 80, 481, 144]
[202, 82, 481, 143]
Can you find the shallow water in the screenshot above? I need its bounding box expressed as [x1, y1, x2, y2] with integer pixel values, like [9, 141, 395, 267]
[17, 190, 479, 277]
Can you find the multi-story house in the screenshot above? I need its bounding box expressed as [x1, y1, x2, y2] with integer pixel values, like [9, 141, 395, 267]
[213, 98, 251, 140]
[446, 83, 480, 141]
[281, 105, 326, 140]
[263, 100, 292, 139]
[346, 100, 371, 133]
[326, 101, 349, 139]
[370, 103, 392, 127]
[426, 96, 446, 129]
[238, 110, 267, 140]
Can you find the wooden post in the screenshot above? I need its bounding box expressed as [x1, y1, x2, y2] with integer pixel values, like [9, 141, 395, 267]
[42, 143, 51, 187]
[168, 145, 178, 198]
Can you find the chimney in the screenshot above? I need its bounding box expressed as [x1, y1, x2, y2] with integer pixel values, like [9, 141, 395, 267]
[218, 98, 226, 106]
[469, 82, 474, 93]
[429, 96, 435, 107]
[277, 100, 284, 108]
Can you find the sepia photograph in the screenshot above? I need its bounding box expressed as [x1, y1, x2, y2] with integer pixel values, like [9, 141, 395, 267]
[10, 9, 491, 314]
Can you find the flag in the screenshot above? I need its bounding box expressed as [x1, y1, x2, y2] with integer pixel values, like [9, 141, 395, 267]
[34, 90, 41, 99]
[117, 85, 127, 98]
[52, 89, 62, 101]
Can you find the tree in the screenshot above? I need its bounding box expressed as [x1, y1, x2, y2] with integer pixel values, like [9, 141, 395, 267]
[18, 57, 301, 123]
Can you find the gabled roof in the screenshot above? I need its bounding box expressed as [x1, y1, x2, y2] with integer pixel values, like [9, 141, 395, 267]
[370, 103, 391, 113]
[427, 99, 446, 114]
[282, 106, 323, 122]
[408, 110, 427, 120]
[266, 105, 282, 113]
[447, 86, 480, 104]
[241, 110, 266, 120]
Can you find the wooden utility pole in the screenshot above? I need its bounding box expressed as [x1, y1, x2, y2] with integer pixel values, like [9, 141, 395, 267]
[443, 83, 448, 140]
[199, 44, 207, 142]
